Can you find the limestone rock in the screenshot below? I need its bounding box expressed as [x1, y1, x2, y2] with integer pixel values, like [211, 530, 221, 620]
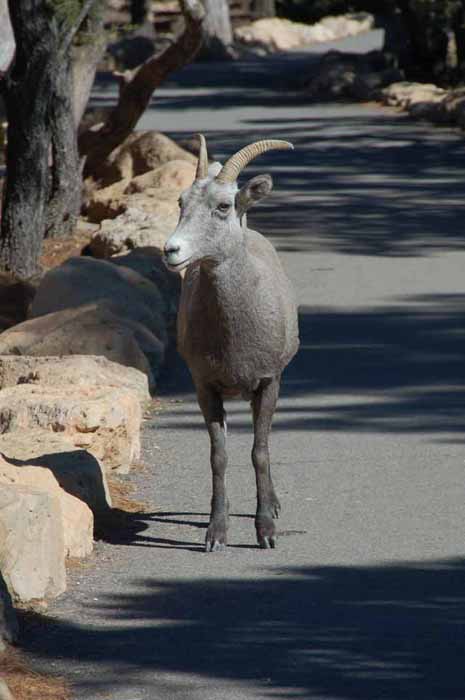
[0, 430, 112, 516]
[83, 179, 127, 222]
[88, 130, 196, 188]
[125, 160, 196, 195]
[408, 87, 465, 128]
[0, 384, 141, 473]
[0, 571, 18, 651]
[234, 13, 373, 53]
[0, 484, 66, 603]
[31, 256, 168, 346]
[0, 303, 162, 388]
[0, 273, 36, 332]
[0, 354, 151, 406]
[111, 248, 181, 319]
[306, 50, 402, 100]
[0, 453, 93, 559]
[382, 81, 447, 108]
[0, 679, 14, 700]
[123, 131, 196, 175]
[88, 206, 179, 256]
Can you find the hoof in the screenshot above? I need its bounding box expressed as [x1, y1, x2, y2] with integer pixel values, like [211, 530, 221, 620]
[205, 520, 228, 552]
[255, 517, 277, 549]
[205, 539, 227, 552]
[259, 534, 276, 549]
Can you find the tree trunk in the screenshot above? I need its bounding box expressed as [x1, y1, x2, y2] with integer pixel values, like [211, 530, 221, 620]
[72, 10, 107, 128]
[46, 56, 82, 238]
[130, 0, 149, 26]
[0, 0, 101, 277]
[200, 0, 233, 59]
[252, 0, 275, 18]
[43, 8, 108, 238]
[451, 5, 465, 78]
[396, 0, 449, 79]
[0, 0, 14, 76]
[80, 0, 205, 180]
[0, 0, 58, 278]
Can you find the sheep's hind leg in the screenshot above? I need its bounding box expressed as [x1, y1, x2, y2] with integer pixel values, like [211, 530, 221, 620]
[252, 376, 281, 549]
[197, 385, 229, 552]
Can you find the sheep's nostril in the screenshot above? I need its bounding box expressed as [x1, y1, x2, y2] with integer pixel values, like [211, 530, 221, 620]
[164, 243, 181, 257]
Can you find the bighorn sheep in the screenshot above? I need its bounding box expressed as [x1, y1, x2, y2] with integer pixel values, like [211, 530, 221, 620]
[164, 135, 299, 550]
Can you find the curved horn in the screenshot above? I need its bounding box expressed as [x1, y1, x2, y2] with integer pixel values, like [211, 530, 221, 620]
[216, 139, 293, 183]
[195, 133, 209, 180]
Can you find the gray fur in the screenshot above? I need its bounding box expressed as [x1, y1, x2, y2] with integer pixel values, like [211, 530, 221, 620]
[164, 156, 299, 551]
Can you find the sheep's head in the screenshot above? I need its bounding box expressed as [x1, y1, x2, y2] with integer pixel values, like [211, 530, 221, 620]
[163, 135, 293, 272]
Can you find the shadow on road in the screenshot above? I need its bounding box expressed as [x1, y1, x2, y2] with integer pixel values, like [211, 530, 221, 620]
[21, 557, 465, 699]
[157, 293, 465, 440]
[201, 120, 465, 258]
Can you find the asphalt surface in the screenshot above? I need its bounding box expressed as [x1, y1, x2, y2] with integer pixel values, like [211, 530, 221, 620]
[22, 31, 465, 700]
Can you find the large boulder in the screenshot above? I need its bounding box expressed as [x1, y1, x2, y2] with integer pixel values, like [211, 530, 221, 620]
[0, 572, 18, 652]
[87, 130, 196, 187]
[0, 680, 14, 700]
[0, 453, 93, 559]
[83, 179, 127, 222]
[407, 87, 465, 128]
[111, 248, 181, 320]
[31, 256, 168, 346]
[234, 13, 374, 53]
[0, 384, 141, 473]
[0, 354, 150, 407]
[0, 274, 36, 333]
[121, 131, 196, 176]
[382, 81, 447, 109]
[125, 160, 196, 195]
[305, 50, 402, 100]
[0, 431, 112, 516]
[0, 303, 162, 388]
[84, 181, 181, 224]
[87, 206, 178, 255]
[83, 132, 196, 223]
[0, 484, 66, 603]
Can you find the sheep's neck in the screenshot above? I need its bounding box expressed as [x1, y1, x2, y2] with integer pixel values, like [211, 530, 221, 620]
[199, 251, 258, 339]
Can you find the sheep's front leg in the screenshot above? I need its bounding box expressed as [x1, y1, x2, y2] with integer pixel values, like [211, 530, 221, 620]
[252, 375, 281, 549]
[197, 385, 229, 552]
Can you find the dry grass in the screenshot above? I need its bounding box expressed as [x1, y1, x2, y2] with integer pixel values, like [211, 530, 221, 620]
[39, 228, 96, 271]
[0, 646, 70, 700]
[107, 474, 148, 514]
[94, 472, 150, 543]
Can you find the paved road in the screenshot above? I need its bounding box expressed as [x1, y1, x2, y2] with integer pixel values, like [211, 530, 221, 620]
[24, 32, 465, 699]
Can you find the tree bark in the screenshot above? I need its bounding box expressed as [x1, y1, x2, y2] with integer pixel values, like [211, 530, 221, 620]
[396, 0, 449, 79]
[0, 0, 101, 277]
[46, 56, 82, 238]
[0, 0, 14, 76]
[0, 0, 58, 278]
[199, 0, 233, 59]
[72, 9, 107, 128]
[130, 0, 149, 26]
[450, 5, 465, 77]
[80, 0, 205, 180]
[252, 0, 276, 18]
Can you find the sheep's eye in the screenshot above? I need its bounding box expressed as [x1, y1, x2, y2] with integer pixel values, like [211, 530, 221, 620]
[178, 197, 183, 207]
[217, 202, 231, 213]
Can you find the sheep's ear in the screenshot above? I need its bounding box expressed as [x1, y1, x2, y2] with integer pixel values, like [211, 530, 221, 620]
[235, 174, 273, 217]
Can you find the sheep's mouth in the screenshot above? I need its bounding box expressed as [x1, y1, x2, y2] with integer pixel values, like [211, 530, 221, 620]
[164, 256, 192, 272]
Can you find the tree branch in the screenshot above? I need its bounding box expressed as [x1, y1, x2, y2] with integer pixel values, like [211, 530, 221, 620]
[60, 0, 99, 56]
[79, 0, 205, 179]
